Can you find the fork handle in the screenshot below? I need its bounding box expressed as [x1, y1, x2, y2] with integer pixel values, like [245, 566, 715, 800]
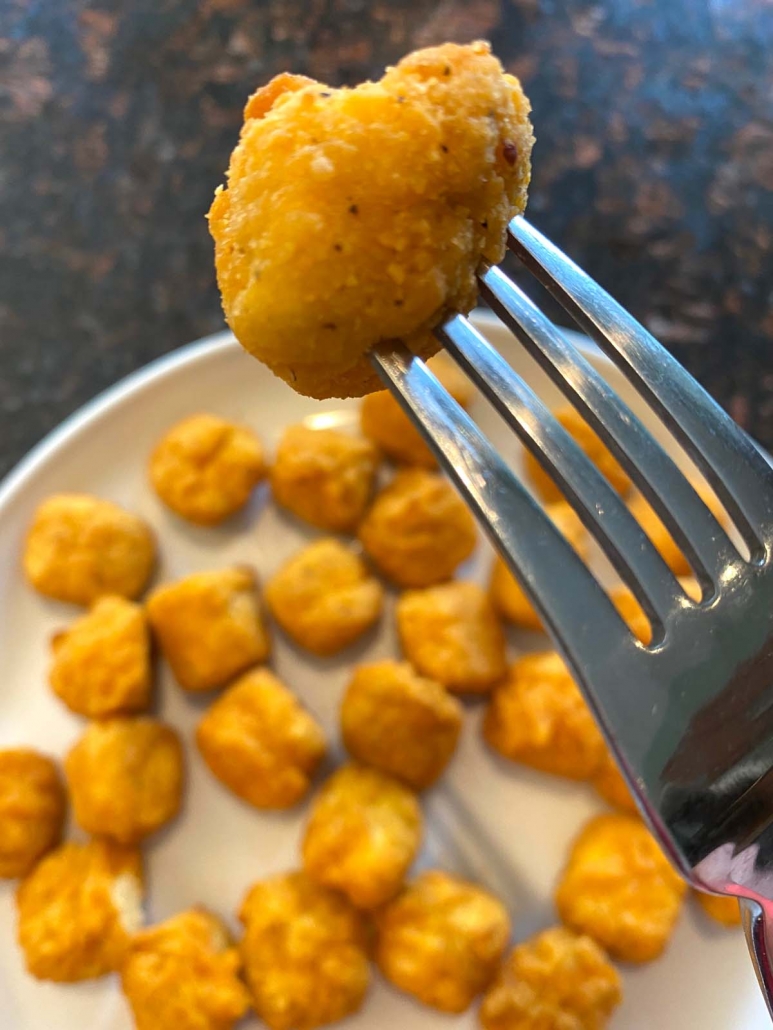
[742, 897, 773, 1018]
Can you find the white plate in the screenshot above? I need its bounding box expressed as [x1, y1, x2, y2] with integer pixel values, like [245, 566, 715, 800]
[0, 313, 765, 1029]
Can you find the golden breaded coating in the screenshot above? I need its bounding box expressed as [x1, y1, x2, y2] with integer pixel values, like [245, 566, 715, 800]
[480, 926, 622, 1030]
[16, 838, 143, 982]
[23, 493, 155, 605]
[694, 890, 742, 928]
[489, 502, 588, 630]
[628, 482, 728, 576]
[484, 652, 606, 780]
[360, 354, 474, 466]
[150, 413, 266, 526]
[302, 763, 422, 909]
[555, 813, 686, 963]
[397, 580, 506, 694]
[49, 595, 151, 717]
[147, 566, 270, 691]
[359, 468, 476, 587]
[592, 748, 638, 813]
[196, 667, 326, 809]
[610, 585, 651, 645]
[209, 42, 533, 400]
[122, 908, 250, 1030]
[265, 538, 383, 656]
[526, 407, 631, 503]
[65, 717, 183, 844]
[376, 869, 510, 1013]
[271, 424, 379, 532]
[0, 749, 65, 879]
[239, 870, 370, 1030]
[340, 660, 462, 789]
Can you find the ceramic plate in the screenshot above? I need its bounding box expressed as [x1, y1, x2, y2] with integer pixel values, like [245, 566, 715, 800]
[0, 313, 765, 1028]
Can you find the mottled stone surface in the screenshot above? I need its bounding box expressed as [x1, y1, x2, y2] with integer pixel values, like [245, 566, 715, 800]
[1, 0, 772, 476]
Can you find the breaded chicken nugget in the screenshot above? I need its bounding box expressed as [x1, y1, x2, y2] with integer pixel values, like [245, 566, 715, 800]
[239, 870, 370, 1030]
[150, 413, 266, 526]
[16, 838, 143, 982]
[302, 763, 422, 909]
[271, 424, 379, 533]
[49, 595, 151, 717]
[484, 652, 606, 780]
[489, 502, 588, 630]
[196, 667, 326, 809]
[147, 566, 270, 691]
[360, 354, 474, 467]
[209, 41, 533, 399]
[694, 890, 742, 928]
[340, 660, 462, 789]
[23, 493, 155, 605]
[628, 481, 728, 576]
[376, 869, 510, 1013]
[0, 749, 65, 879]
[555, 813, 686, 963]
[265, 538, 383, 655]
[121, 908, 250, 1030]
[592, 748, 638, 813]
[65, 717, 183, 844]
[480, 926, 622, 1030]
[359, 468, 476, 587]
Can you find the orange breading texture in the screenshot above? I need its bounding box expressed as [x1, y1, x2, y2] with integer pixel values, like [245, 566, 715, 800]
[376, 869, 510, 1014]
[239, 870, 370, 1030]
[340, 659, 463, 790]
[196, 667, 326, 809]
[121, 908, 250, 1030]
[302, 763, 422, 910]
[555, 813, 687, 963]
[0, 749, 65, 879]
[149, 413, 266, 526]
[209, 41, 533, 399]
[23, 493, 155, 605]
[49, 596, 151, 717]
[480, 926, 622, 1030]
[16, 839, 143, 982]
[628, 481, 728, 576]
[694, 890, 742, 928]
[271, 424, 379, 533]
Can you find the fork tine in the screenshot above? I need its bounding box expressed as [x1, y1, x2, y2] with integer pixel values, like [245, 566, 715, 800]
[479, 262, 740, 588]
[369, 343, 635, 662]
[508, 216, 773, 558]
[437, 312, 681, 631]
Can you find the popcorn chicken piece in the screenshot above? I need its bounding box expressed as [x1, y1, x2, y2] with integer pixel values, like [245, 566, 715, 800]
[489, 502, 588, 630]
[360, 354, 474, 467]
[0, 749, 65, 879]
[480, 926, 622, 1030]
[376, 869, 510, 1013]
[265, 538, 383, 656]
[147, 567, 270, 691]
[694, 891, 742, 928]
[49, 595, 151, 717]
[16, 838, 143, 982]
[359, 468, 476, 587]
[271, 424, 379, 532]
[150, 413, 266, 526]
[65, 717, 183, 844]
[239, 870, 370, 1030]
[121, 908, 250, 1030]
[525, 406, 631, 503]
[628, 482, 728, 576]
[196, 667, 326, 809]
[397, 580, 506, 694]
[592, 748, 638, 813]
[341, 660, 462, 789]
[484, 652, 606, 780]
[23, 493, 156, 605]
[302, 763, 422, 909]
[555, 813, 686, 963]
[610, 585, 651, 645]
[209, 42, 533, 400]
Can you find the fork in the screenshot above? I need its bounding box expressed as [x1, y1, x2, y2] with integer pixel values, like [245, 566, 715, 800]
[370, 216, 773, 1017]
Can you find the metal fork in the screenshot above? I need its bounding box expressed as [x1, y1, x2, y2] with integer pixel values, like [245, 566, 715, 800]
[371, 216, 773, 1017]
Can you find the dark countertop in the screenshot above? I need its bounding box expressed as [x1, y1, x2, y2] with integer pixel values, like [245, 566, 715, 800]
[1, 0, 772, 476]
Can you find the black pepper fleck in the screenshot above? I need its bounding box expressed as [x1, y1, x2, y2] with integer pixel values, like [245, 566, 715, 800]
[319, 91, 331, 97]
[349, 204, 359, 214]
[480, 219, 488, 229]
[443, 65, 451, 76]
[397, 95, 405, 103]
[394, 299, 403, 306]
[440, 144, 449, 153]
[322, 322, 337, 330]
[333, 243, 342, 252]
